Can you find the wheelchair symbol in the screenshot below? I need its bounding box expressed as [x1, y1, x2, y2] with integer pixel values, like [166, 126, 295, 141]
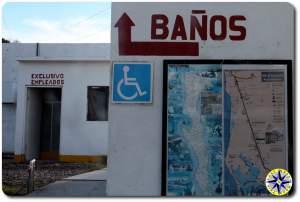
[117, 66, 147, 100]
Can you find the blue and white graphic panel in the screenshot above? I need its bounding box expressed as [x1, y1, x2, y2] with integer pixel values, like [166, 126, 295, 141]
[112, 63, 153, 103]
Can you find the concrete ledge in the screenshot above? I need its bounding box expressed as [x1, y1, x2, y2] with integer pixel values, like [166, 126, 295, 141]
[17, 57, 111, 62]
[64, 169, 107, 181]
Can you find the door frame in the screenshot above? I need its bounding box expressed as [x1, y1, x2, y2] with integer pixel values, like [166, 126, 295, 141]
[24, 86, 63, 161]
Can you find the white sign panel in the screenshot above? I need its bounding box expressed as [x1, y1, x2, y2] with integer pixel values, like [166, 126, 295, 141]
[111, 2, 294, 59]
[108, 2, 294, 197]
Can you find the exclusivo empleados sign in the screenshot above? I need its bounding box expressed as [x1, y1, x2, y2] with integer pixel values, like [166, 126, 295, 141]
[31, 73, 64, 86]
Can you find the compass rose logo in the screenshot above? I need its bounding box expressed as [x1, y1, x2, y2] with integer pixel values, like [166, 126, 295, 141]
[265, 168, 292, 196]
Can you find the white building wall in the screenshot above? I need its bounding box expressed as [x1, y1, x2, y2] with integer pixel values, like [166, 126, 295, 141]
[37, 43, 110, 59]
[2, 43, 37, 153]
[2, 43, 37, 103]
[108, 2, 294, 196]
[59, 62, 110, 155]
[15, 61, 110, 157]
[3, 43, 111, 158]
[2, 104, 16, 153]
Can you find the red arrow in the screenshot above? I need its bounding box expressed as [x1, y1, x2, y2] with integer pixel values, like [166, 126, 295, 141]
[114, 13, 199, 56]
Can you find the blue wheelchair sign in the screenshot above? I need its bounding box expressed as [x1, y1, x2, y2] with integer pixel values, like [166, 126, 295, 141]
[112, 63, 153, 103]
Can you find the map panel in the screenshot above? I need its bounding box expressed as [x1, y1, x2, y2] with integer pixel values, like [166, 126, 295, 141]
[167, 64, 223, 196]
[223, 68, 287, 196]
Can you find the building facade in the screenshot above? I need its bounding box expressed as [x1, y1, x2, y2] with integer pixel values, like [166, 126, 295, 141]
[2, 43, 110, 163]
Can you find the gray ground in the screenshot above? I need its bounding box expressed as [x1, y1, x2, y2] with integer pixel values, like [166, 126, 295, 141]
[29, 180, 106, 197]
[2, 159, 106, 196]
[29, 169, 107, 197]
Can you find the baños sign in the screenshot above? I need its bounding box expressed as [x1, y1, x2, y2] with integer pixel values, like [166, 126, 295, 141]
[114, 10, 246, 56]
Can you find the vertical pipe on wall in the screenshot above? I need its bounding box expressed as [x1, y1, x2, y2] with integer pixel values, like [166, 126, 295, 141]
[36, 43, 40, 57]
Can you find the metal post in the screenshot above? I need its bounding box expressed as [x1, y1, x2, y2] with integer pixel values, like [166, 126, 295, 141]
[27, 159, 36, 194]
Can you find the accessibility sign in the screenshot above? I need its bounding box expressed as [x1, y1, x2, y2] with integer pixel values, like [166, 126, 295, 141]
[112, 63, 153, 103]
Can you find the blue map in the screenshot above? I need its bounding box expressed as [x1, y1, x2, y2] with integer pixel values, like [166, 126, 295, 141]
[167, 64, 222, 196]
[166, 66, 288, 196]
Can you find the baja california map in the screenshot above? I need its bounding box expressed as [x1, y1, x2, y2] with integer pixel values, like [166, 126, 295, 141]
[223, 68, 287, 196]
[166, 64, 288, 196]
[167, 64, 222, 196]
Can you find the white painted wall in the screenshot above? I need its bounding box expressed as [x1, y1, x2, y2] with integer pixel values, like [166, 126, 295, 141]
[2, 43, 110, 104]
[2, 43, 37, 103]
[2, 104, 16, 153]
[37, 43, 110, 60]
[108, 2, 294, 196]
[15, 61, 111, 157]
[2, 43, 36, 153]
[7, 43, 111, 157]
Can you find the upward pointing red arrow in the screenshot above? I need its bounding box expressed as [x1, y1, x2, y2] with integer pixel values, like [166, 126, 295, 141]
[114, 13, 135, 45]
[114, 13, 199, 56]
